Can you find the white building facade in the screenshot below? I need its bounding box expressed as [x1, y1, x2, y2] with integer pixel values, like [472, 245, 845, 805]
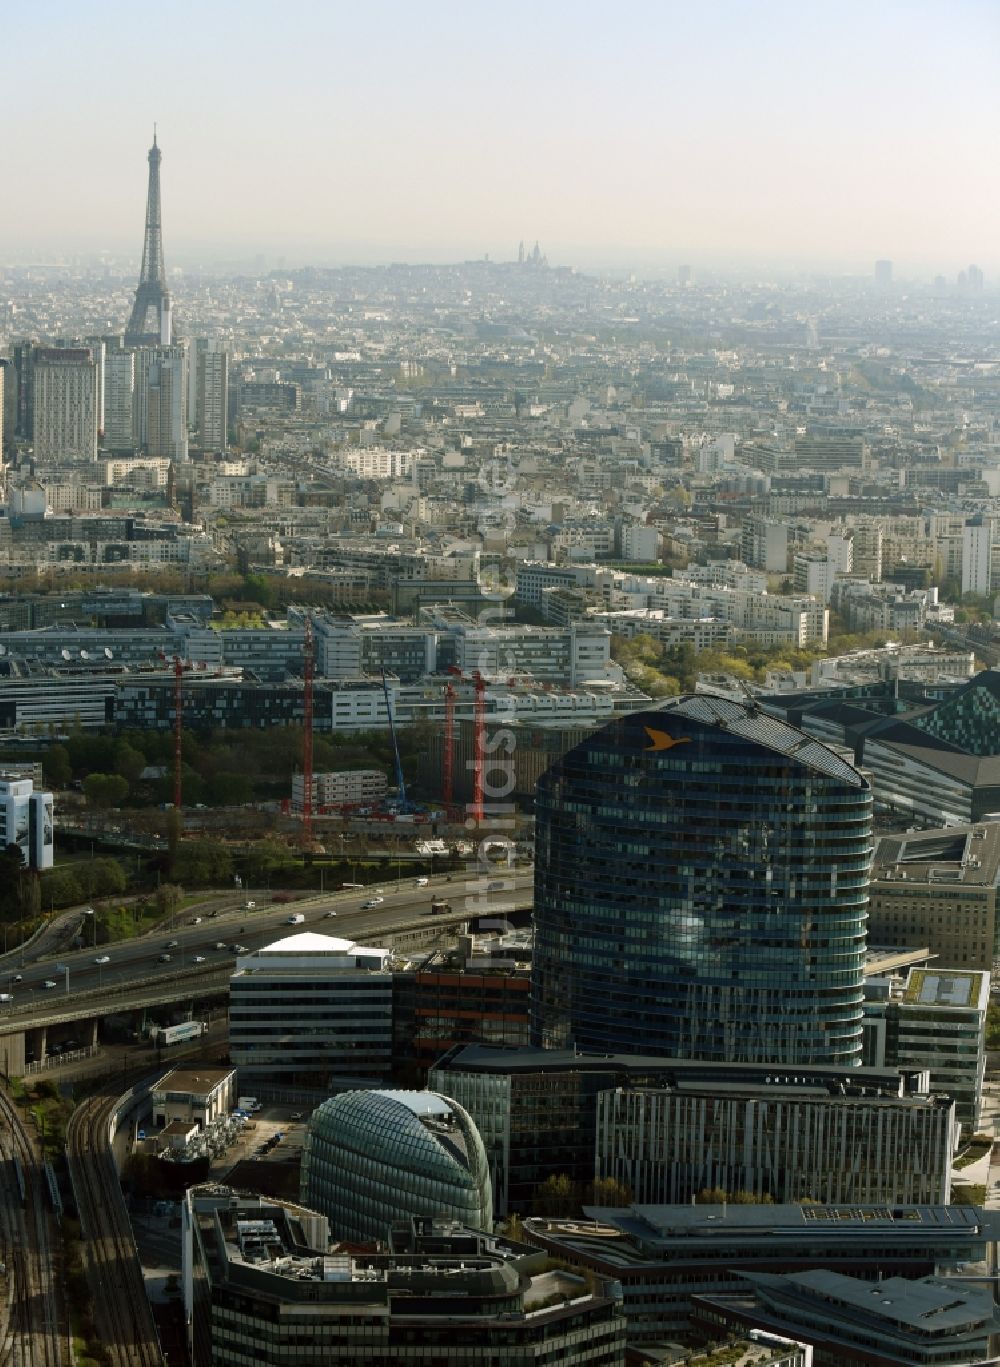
[0, 775, 54, 870]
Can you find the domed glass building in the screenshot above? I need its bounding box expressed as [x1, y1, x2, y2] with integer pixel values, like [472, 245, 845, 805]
[300, 1090, 493, 1243]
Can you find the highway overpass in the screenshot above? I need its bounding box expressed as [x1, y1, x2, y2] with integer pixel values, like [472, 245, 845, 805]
[0, 872, 534, 1073]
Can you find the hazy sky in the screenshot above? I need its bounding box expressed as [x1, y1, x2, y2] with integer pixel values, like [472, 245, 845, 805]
[5, 0, 999, 274]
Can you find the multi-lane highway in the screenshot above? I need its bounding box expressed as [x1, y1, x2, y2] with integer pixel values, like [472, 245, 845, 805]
[0, 870, 534, 1016]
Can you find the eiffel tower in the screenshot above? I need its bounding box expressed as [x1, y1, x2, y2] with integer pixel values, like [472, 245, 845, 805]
[125, 129, 173, 347]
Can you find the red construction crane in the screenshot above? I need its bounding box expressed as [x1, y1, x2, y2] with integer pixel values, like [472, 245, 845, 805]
[302, 616, 314, 845]
[442, 680, 456, 813]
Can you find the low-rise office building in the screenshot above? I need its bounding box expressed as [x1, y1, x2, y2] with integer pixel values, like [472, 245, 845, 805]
[182, 1190, 627, 1367]
[691, 1271, 1000, 1366]
[524, 1202, 1000, 1345]
[597, 1079, 955, 1207]
[229, 932, 393, 1089]
[150, 1067, 236, 1130]
[869, 823, 1000, 972]
[300, 1090, 492, 1242]
[0, 774, 53, 870]
[430, 1046, 945, 1216]
[863, 967, 989, 1130]
[393, 962, 531, 1078]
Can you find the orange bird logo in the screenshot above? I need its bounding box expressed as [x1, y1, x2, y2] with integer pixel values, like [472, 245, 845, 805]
[644, 727, 692, 751]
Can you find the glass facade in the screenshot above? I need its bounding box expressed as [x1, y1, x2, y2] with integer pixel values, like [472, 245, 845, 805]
[910, 670, 1000, 754]
[531, 696, 873, 1065]
[300, 1090, 493, 1243]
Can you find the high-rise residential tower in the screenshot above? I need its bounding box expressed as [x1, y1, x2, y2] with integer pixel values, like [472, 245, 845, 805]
[32, 347, 99, 462]
[191, 339, 229, 452]
[146, 344, 188, 462]
[962, 516, 992, 597]
[125, 131, 172, 347]
[12, 340, 35, 440]
[104, 349, 136, 452]
[530, 695, 873, 1066]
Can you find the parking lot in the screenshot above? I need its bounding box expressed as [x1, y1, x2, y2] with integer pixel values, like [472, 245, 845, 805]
[206, 1105, 312, 1174]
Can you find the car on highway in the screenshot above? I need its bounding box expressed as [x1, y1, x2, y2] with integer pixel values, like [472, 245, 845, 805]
[42, 980, 57, 989]
[165, 940, 179, 949]
[324, 910, 338, 918]
[215, 942, 227, 950]
[414, 877, 429, 887]
[158, 953, 172, 963]
[94, 955, 111, 965]
[235, 944, 248, 954]
[189, 916, 202, 924]
[0, 993, 13, 1003]
[11, 975, 21, 984]
[362, 897, 384, 909]
[192, 955, 206, 964]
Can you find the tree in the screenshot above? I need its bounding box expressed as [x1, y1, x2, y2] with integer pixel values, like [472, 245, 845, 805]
[532, 1173, 578, 1217]
[83, 773, 130, 809]
[173, 841, 233, 886]
[113, 740, 145, 785]
[42, 745, 72, 788]
[695, 1187, 773, 1204]
[0, 844, 25, 917]
[156, 883, 183, 916]
[206, 771, 253, 806]
[584, 1177, 632, 1207]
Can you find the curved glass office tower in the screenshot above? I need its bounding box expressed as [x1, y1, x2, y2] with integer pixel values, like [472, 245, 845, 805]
[531, 695, 872, 1065]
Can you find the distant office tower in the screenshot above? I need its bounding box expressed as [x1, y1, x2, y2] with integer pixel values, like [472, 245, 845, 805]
[104, 350, 136, 452]
[874, 259, 893, 287]
[968, 263, 985, 292]
[0, 361, 5, 456]
[192, 340, 229, 451]
[677, 264, 692, 285]
[530, 696, 873, 1065]
[962, 517, 992, 596]
[12, 340, 35, 439]
[146, 345, 188, 461]
[793, 432, 866, 472]
[125, 131, 172, 347]
[32, 348, 99, 462]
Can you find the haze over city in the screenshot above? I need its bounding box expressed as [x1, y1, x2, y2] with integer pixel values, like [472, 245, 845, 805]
[5, 0, 999, 274]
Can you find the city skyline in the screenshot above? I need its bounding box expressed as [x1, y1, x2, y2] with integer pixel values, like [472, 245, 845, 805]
[4, 0, 999, 275]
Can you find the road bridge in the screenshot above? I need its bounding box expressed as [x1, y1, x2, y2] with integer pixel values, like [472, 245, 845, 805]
[0, 872, 533, 1073]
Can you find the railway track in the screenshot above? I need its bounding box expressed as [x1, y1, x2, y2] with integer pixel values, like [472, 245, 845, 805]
[0, 1087, 63, 1366]
[65, 1092, 163, 1367]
